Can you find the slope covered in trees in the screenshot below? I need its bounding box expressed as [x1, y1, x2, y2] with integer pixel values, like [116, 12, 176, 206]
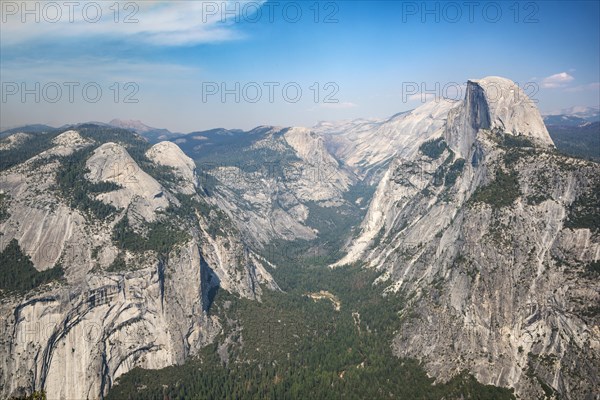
[107, 257, 515, 400]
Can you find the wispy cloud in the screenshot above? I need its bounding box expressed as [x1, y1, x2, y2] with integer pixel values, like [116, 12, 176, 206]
[1, 1, 264, 47]
[564, 82, 600, 92]
[0, 56, 201, 83]
[541, 72, 575, 88]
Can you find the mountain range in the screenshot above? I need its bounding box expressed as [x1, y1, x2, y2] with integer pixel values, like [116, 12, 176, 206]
[0, 77, 598, 400]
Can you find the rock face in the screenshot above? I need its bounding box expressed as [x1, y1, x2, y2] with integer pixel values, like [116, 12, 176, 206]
[0, 133, 32, 151]
[1, 245, 221, 399]
[314, 99, 458, 179]
[330, 98, 460, 268]
[282, 127, 352, 202]
[174, 126, 357, 247]
[0, 130, 94, 273]
[471, 77, 551, 142]
[445, 77, 553, 158]
[86, 142, 171, 222]
[333, 76, 600, 399]
[0, 128, 277, 399]
[146, 141, 197, 194]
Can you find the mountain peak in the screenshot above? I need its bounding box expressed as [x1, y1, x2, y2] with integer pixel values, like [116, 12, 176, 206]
[445, 76, 553, 157]
[469, 76, 551, 140]
[108, 118, 153, 133]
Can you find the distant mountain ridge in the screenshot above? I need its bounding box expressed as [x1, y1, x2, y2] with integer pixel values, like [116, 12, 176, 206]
[0, 124, 55, 138]
[1, 120, 179, 144]
[543, 106, 600, 161]
[108, 119, 178, 143]
[543, 105, 600, 126]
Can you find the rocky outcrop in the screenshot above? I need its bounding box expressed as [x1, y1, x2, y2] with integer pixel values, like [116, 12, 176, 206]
[332, 77, 599, 399]
[86, 142, 170, 222]
[383, 146, 600, 399]
[0, 128, 278, 399]
[0, 133, 32, 151]
[202, 126, 357, 247]
[283, 127, 352, 203]
[0, 241, 221, 399]
[146, 141, 197, 194]
[0, 131, 97, 273]
[314, 99, 458, 179]
[445, 76, 553, 158]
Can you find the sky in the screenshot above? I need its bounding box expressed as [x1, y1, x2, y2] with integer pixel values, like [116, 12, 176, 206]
[1, 0, 599, 132]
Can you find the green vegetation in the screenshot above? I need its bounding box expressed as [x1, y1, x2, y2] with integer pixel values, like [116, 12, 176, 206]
[342, 179, 378, 209]
[537, 377, 555, 398]
[91, 246, 101, 260]
[582, 304, 600, 317]
[524, 353, 558, 398]
[169, 193, 236, 239]
[173, 127, 303, 196]
[0, 129, 64, 171]
[586, 260, 600, 275]
[524, 169, 552, 206]
[263, 198, 365, 270]
[0, 239, 63, 294]
[564, 180, 600, 234]
[526, 194, 549, 206]
[106, 253, 128, 273]
[176, 127, 301, 168]
[547, 122, 600, 162]
[502, 135, 535, 149]
[305, 201, 361, 261]
[112, 214, 190, 257]
[9, 391, 47, 400]
[107, 249, 515, 400]
[444, 158, 466, 187]
[419, 137, 448, 159]
[55, 147, 121, 220]
[499, 135, 538, 166]
[0, 193, 10, 222]
[471, 168, 521, 208]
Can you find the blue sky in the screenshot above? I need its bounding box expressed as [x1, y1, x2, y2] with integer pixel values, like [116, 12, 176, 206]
[1, 0, 599, 132]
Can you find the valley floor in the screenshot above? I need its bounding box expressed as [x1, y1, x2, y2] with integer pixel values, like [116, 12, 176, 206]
[106, 259, 516, 400]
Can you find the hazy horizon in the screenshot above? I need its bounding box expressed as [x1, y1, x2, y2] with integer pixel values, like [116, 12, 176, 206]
[2, 102, 600, 135]
[2, 1, 599, 132]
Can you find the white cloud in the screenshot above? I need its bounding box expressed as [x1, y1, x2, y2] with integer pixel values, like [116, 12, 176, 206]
[541, 72, 575, 88]
[0, 1, 264, 47]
